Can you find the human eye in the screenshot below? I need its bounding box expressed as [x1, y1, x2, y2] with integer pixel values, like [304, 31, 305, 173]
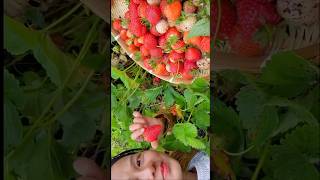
[136, 153, 141, 167]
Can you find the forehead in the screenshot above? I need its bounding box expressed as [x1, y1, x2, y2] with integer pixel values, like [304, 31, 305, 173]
[111, 154, 134, 180]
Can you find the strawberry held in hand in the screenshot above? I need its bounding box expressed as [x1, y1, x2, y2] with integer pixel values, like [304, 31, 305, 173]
[143, 124, 163, 142]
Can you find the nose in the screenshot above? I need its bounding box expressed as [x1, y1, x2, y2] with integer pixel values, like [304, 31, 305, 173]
[139, 164, 156, 180]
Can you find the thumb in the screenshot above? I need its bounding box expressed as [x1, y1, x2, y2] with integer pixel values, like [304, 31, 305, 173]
[73, 157, 105, 180]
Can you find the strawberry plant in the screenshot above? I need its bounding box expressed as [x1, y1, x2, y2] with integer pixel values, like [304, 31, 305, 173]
[111, 42, 210, 156]
[4, 2, 107, 179]
[212, 51, 319, 179]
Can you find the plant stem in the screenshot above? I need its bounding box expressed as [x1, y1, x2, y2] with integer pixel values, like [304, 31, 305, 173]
[43, 3, 82, 32]
[45, 70, 94, 126]
[6, 17, 100, 162]
[251, 145, 269, 180]
[224, 145, 255, 156]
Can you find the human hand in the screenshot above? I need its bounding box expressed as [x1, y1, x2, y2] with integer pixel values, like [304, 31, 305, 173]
[73, 157, 106, 180]
[129, 111, 165, 149]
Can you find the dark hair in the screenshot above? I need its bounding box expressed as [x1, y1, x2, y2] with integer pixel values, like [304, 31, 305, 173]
[111, 148, 145, 166]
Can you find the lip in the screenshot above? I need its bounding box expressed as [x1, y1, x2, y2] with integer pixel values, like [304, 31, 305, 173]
[160, 162, 169, 180]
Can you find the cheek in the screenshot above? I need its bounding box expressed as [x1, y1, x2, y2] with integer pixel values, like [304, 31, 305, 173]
[167, 158, 183, 180]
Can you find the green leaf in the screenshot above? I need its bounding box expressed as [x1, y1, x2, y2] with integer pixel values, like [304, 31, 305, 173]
[213, 99, 243, 152]
[4, 99, 23, 155]
[163, 87, 175, 108]
[161, 135, 191, 152]
[5, 16, 82, 88]
[112, 67, 139, 89]
[187, 18, 210, 38]
[184, 89, 197, 110]
[190, 78, 209, 92]
[81, 54, 106, 71]
[33, 34, 81, 87]
[236, 86, 269, 130]
[173, 123, 197, 145]
[4, 69, 25, 109]
[281, 125, 319, 157]
[265, 97, 318, 125]
[193, 108, 210, 129]
[268, 125, 320, 180]
[186, 137, 206, 150]
[143, 86, 163, 104]
[259, 52, 319, 98]
[4, 15, 38, 54]
[9, 132, 74, 180]
[58, 107, 96, 148]
[250, 106, 279, 147]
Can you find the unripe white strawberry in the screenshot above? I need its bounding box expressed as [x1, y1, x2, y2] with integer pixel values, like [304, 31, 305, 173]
[176, 16, 196, 32]
[147, 0, 161, 5]
[156, 19, 169, 34]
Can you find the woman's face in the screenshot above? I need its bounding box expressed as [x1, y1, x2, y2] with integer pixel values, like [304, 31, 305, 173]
[111, 150, 183, 180]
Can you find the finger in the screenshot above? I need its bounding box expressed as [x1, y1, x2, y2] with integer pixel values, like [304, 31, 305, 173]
[73, 158, 105, 180]
[136, 136, 144, 142]
[129, 123, 145, 131]
[133, 111, 143, 118]
[133, 117, 147, 124]
[131, 128, 145, 141]
[151, 141, 159, 149]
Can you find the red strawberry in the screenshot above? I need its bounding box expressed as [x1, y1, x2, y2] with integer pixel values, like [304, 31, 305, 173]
[162, 0, 182, 21]
[171, 40, 185, 53]
[182, 69, 194, 80]
[165, 27, 181, 40]
[129, 1, 139, 19]
[259, 2, 281, 25]
[143, 33, 158, 50]
[120, 29, 128, 40]
[146, 5, 161, 25]
[112, 18, 122, 32]
[183, 1, 197, 14]
[126, 30, 134, 39]
[154, 63, 170, 76]
[167, 61, 184, 74]
[211, 0, 236, 40]
[134, 38, 143, 47]
[140, 45, 150, 57]
[152, 77, 161, 86]
[158, 35, 167, 49]
[128, 44, 138, 53]
[129, 18, 147, 37]
[182, 60, 198, 80]
[184, 60, 198, 71]
[143, 124, 162, 142]
[125, 38, 134, 46]
[236, 0, 281, 38]
[200, 36, 210, 53]
[183, 31, 202, 47]
[133, 0, 142, 4]
[150, 25, 162, 36]
[138, 1, 148, 18]
[229, 25, 266, 57]
[169, 51, 184, 63]
[125, 11, 130, 20]
[150, 48, 163, 58]
[143, 58, 154, 70]
[185, 47, 202, 62]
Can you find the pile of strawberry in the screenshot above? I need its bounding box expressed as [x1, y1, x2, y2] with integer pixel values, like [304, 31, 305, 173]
[212, 0, 282, 57]
[112, 0, 210, 81]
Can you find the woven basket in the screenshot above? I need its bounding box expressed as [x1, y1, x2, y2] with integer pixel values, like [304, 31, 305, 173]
[111, 0, 209, 84]
[90, 0, 318, 74]
[214, 20, 320, 72]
